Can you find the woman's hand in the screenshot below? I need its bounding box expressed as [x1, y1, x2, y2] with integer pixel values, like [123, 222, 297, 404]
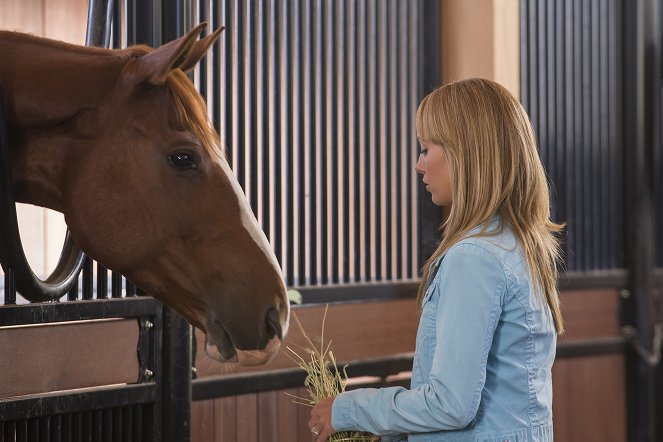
[309, 397, 335, 442]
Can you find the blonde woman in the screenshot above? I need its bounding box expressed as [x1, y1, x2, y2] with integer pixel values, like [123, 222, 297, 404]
[309, 78, 564, 442]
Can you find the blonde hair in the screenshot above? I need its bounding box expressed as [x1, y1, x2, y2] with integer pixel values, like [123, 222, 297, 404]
[415, 78, 565, 334]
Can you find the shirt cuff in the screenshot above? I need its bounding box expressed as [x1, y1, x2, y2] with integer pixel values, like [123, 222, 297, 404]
[331, 392, 354, 431]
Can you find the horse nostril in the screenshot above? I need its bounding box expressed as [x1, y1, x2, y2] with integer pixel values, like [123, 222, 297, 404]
[266, 308, 282, 340]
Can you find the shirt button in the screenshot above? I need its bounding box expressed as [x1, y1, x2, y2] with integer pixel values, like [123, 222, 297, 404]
[503, 439, 510, 442]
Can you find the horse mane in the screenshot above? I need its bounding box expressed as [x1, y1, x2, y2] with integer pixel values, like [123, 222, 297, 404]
[0, 30, 122, 57]
[165, 70, 225, 161]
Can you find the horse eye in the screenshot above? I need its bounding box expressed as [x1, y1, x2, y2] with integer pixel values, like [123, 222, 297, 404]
[168, 152, 198, 170]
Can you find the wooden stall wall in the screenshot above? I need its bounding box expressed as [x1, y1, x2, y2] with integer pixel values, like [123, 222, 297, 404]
[191, 289, 626, 442]
[0, 0, 88, 279]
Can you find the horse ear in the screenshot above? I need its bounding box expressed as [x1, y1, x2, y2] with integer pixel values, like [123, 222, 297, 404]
[178, 26, 225, 73]
[137, 23, 207, 86]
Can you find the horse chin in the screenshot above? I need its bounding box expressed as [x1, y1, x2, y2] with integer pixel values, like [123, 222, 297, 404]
[205, 333, 238, 362]
[204, 331, 281, 366]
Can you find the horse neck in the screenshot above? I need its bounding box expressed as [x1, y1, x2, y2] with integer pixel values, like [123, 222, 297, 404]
[0, 32, 128, 212]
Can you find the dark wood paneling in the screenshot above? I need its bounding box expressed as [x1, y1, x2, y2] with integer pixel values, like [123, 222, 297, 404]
[194, 299, 419, 377]
[553, 354, 626, 442]
[558, 288, 621, 340]
[0, 319, 139, 398]
[192, 289, 626, 441]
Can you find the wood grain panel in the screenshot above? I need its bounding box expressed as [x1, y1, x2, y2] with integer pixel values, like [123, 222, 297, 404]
[552, 355, 626, 442]
[195, 299, 419, 377]
[192, 289, 626, 441]
[0, 319, 139, 398]
[558, 289, 621, 340]
[191, 399, 214, 442]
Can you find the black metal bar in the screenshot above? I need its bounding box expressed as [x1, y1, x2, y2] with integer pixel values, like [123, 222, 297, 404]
[111, 272, 123, 298]
[16, 420, 26, 442]
[67, 275, 79, 301]
[161, 309, 191, 442]
[0, 297, 159, 326]
[0, 384, 156, 422]
[622, 0, 657, 440]
[97, 264, 108, 299]
[417, 0, 442, 269]
[39, 416, 49, 442]
[82, 257, 95, 300]
[4, 269, 15, 304]
[122, 407, 132, 442]
[112, 408, 122, 442]
[86, 0, 115, 48]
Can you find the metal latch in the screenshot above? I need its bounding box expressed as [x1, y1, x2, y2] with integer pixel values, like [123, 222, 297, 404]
[622, 323, 663, 367]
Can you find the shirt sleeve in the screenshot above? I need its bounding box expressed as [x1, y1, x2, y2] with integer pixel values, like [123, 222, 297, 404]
[332, 243, 506, 436]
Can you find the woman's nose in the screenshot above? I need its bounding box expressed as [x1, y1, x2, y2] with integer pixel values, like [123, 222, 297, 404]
[415, 156, 425, 174]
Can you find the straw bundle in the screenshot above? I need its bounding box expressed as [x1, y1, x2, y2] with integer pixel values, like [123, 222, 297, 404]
[286, 306, 379, 442]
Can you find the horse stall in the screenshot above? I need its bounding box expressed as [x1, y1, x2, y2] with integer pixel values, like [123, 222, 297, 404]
[1, 1, 663, 442]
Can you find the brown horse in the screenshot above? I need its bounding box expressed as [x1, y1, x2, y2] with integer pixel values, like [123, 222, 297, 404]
[0, 24, 289, 366]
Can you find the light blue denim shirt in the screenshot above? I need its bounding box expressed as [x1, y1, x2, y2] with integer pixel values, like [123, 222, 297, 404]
[332, 218, 556, 441]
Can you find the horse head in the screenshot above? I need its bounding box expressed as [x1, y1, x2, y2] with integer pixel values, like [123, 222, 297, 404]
[2, 24, 289, 365]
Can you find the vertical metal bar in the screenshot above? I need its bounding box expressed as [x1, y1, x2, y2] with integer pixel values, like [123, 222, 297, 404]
[111, 272, 122, 298]
[347, 0, 357, 283]
[388, 0, 398, 281]
[86, 0, 115, 48]
[417, 0, 441, 272]
[82, 257, 94, 299]
[63, 414, 72, 442]
[243, 0, 253, 205]
[230, 0, 240, 175]
[256, 0, 265, 229]
[410, 1, 419, 277]
[28, 418, 38, 441]
[302, 0, 312, 285]
[291, 0, 301, 285]
[325, 0, 335, 283]
[97, 264, 108, 299]
[67, 275, 79, 301]
[368, 0, 377, 280]
[5, 269, 16, 304]
[335, 0, 346, 283]
[122, 407, 133, 442]
[314, 0, 324, 284]
[357, 0, 367, 281]
[39, 416, 49, 442]
[161, 309, 192, 442]
[572, 0, 582, 271]
[279, 0, 290, 282]
[622, 0, 656, 439]
[378, 1, 387, 280]
[217, 0, 227, 144]
[112, 409, 122, 442]
[564, 0, 575, 269]
[581, 0, 591, 270]
[267, 0, 277, 254]
[103, 409, 112, 442]
[16, 420, 27, 442]
[399, 0, 408, 280]
[73, 413, 82, 442]
[132, 406, 142, 442]
[93, 411, 102, 442]
[554, 0, 566, 247]
[53, 415, 62, 442]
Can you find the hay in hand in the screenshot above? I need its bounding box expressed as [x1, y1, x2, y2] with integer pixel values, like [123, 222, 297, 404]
[286, 305, 379, 442]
